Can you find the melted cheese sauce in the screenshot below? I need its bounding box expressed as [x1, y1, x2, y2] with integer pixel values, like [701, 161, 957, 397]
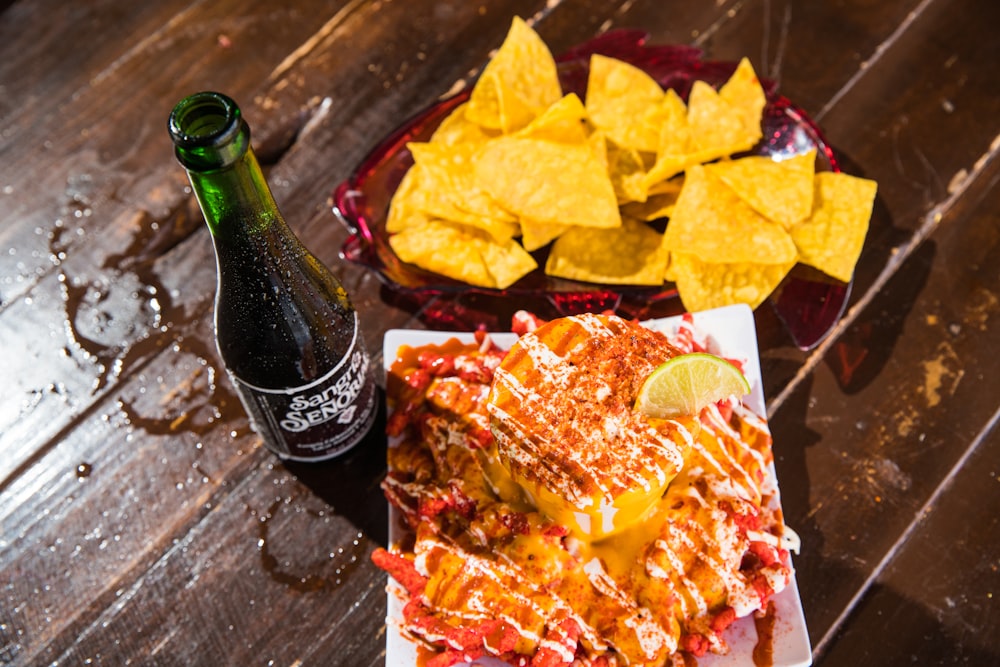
[377, 324, 793, 666]
[488, 314, 699, 539]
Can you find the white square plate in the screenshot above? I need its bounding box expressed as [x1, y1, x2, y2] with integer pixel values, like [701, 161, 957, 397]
[381, 304, 812, 666]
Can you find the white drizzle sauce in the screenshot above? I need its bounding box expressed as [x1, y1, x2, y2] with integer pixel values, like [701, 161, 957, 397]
[583, 557, 677, 656]
[421, 535, 608, 652]
[491, 346, 693, 512]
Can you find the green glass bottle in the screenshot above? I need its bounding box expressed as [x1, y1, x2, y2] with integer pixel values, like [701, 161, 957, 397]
[168, 91, 377, 461]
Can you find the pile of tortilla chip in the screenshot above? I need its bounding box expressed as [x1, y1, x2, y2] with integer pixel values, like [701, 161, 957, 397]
[387, 16, 877, 312]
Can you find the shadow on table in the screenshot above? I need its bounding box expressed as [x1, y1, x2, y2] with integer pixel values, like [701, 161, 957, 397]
[828, 238, 936, 395]
[281, 389, 390, 547]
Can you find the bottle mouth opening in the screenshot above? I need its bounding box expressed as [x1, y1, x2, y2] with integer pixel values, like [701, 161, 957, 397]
[169, 91, 242, 148]
[169, 92, 250, 170]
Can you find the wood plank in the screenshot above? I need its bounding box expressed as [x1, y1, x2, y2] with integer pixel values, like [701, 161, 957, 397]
[0, 297, 393, 664]
[0, 1, 193, 133]
[815, 410, 1000, 664]
[0, 311, 260, 662]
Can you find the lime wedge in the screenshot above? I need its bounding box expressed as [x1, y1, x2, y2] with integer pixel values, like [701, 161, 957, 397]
[636, 352, 751, 418]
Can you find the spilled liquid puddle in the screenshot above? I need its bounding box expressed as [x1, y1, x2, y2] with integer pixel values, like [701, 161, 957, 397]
[48, 193, 253, 442]
[59, 268, 167, 391]
[57, 206, 191, 392]
[115, 334, 249, 440]
[190, 461, 215, 485]
[252, 498, 368, 593]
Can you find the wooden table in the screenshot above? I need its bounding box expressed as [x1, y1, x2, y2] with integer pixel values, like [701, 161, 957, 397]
[2, 1, 998, 665]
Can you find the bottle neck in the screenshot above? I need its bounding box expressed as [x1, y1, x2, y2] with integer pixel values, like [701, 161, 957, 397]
[168, 91, 285, 241]
[186, 147, 281, 241]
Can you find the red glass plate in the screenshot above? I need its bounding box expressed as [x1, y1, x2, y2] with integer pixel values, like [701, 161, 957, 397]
[331, 29, 849, 349]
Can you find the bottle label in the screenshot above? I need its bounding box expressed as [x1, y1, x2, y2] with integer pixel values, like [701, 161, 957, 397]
[229, 318, 378, 461]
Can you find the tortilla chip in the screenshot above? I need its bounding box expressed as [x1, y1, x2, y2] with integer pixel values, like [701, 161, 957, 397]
[515, 93, 590, 144]
[791, 171, 877, 282]
[386, 167, 432, 233]
[655, 88, 691, 156]
[719, 57, 767, 141]
[621, 181, 682, 221]
[481, 238, 540, 288]
[430, 102, 500, 147]
[389, 220, 496, 287]
[607, 141, 650, 204]
[672, 251, 795, 311]
[474, 136, 620, 229]
[405, 142, 519, 242]
[465, 17, 562, 133]
[642, 89, 691, 189]
[585, 54, 665, 153]
[521, 219, 570, 252]
[687, 80, 758, 163]
[707, 150, 816, 229]
[646, 174, 685, 199]
[389, 219, 536, 289]
[546, 217, 667, 285]
[662, 165, 797, 264]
